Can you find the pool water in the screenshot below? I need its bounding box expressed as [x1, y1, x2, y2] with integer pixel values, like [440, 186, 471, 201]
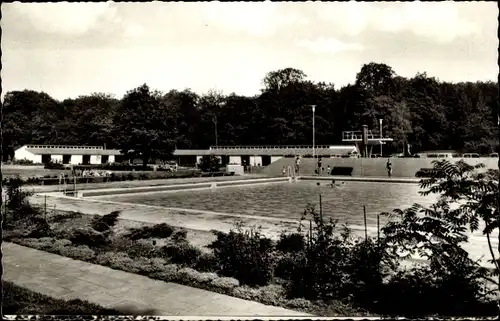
[99, 181, 438, 227]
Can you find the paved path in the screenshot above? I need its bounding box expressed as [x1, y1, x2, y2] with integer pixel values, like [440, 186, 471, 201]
[4, 242, 311, 316]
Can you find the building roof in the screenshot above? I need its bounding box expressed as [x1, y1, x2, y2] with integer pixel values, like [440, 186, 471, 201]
[21, 145, 122, 156]
[174, 145, 357, 156]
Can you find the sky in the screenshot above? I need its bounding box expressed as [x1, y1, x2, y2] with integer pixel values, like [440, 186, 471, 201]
[1, 1, 498, 100]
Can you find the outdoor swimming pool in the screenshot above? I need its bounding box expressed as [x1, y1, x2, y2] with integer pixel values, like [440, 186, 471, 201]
[97, 181, 438, 227]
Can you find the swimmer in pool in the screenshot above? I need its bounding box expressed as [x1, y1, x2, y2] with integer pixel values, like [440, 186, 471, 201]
[329, 179, 346, 187]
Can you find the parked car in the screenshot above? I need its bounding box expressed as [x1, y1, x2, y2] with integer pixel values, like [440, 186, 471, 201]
[490, 153, 499, 157]
[159, 161, 178, 172]
[463, 153, 480, 158]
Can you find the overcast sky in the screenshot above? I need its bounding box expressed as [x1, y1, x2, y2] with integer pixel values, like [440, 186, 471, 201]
[2, 1, 498, 100]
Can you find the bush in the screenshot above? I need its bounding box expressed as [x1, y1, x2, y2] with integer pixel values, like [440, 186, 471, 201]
[162, 243, 203, 265]
[150, 264, 181, 282]
[15, 237, 56, 252]
[59, 245, 96, 261]
[113, 238, 159, 259]
[69, 227, 111, 248]
[274, 252, 305, 280]
[4, 175, 33, 215]
[49, 211, 83, 223]
[170, 229, 188, 243]
[194, 252, 218, 272]
[276, 232, 306, 253]
[126, 223, 175, 240]
[210, 276, 240, 291]
[91, 211, 121, 232]
[209, 223, 276, 287]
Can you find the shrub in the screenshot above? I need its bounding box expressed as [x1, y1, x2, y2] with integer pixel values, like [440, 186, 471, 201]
[117, 238, 158, 259]
[170, 229, 188, 243]
[17, 237, 55, 251]
[4, 175, 34, 218]
[286, 204, 355, 301]
[49, 211, 83, 223]
[276, 232, 306, 253]
[150, 264, 180, 282]
[162, 243, 202, 265]
[91, 211, 121, 232]
[59, 245, 96, 261]
[177, 267, 207, 285]
[23, 216, 53, 238]
[274, 252, 305, 280]
[69, 227, 110, 248]
[126, 223, 175, 240]
[209, 223, 276, 287]
[210, 276, 240, 291]
[194, 252, 218, 272]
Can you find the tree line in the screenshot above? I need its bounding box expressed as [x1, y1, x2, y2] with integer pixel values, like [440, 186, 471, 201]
[2, 62, 498, 164]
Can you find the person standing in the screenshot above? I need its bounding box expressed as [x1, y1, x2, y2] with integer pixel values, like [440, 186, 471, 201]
[295, 156, 301, 175]
[386, 159, 393, 178]
[317, 157, 322, 176]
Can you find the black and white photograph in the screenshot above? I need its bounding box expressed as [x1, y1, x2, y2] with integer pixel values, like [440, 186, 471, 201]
[1, 0, 499, 318]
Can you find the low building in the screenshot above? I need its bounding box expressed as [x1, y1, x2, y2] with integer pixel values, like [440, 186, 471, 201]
[173, 145, 359, 166]
[14, 145, 124, 165]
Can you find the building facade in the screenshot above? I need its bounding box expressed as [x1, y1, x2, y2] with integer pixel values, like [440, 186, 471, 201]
[173, 145, 359, 166]
[14, 145, 123, 165]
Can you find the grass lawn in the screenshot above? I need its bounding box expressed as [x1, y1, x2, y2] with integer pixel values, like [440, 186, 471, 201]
[2, 281, 121, 315]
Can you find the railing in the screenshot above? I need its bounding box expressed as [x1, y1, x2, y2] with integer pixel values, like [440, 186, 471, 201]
[209, 145, 333, 150]
[26, 145, 103, 150]
[342, 131, 381, 141]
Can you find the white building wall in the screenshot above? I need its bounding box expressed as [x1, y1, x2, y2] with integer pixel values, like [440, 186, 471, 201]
[51, 155, 63, 163]
[229, 156, 242, 165]
[108, 155, 115, 163]
[250, 156, 262, 166]
[14, 146, 41, 163]
[90, 155, 102, 165]
[270, 156, 283, 164]
[70, 155, 83, 165]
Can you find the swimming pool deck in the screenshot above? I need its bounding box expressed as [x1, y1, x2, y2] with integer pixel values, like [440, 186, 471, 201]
[4, 242, 311, 316]
[300, 176, 420, 184]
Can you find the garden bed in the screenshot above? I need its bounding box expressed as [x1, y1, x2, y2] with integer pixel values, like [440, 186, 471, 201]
[2, 281, 120, 315]
[3, 209, 366, 317]
[4, 202, 498, 318]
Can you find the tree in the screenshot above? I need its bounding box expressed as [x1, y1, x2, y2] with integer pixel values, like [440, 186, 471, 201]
[198, 155, 221, 172]
[262, 68, 307, 93]
[355, 63, 396, 97]
[381, 159, 499, 312]
[114, 84, 177, 166]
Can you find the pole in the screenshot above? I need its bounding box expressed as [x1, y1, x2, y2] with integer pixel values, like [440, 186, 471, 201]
[312, 105, 316, 159]
[213, 116, 218, 148]
[319, 194, 323, 222]
[379, 119, 383, 156]
[377, 213, 380, 244]
[44, 195, 47, 219]
[363, 205, 368, 242]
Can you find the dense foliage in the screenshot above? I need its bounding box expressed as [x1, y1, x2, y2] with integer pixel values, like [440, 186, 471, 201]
[3, 63, 498, 163]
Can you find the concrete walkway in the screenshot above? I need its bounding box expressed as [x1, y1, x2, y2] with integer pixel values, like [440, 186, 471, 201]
[26, 175, 263, 193]
[300, 176, 420, 184]
[4, 242, 311, 316]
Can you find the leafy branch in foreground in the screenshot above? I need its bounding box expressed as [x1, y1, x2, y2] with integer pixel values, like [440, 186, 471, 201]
[381, 159, 499, 295]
